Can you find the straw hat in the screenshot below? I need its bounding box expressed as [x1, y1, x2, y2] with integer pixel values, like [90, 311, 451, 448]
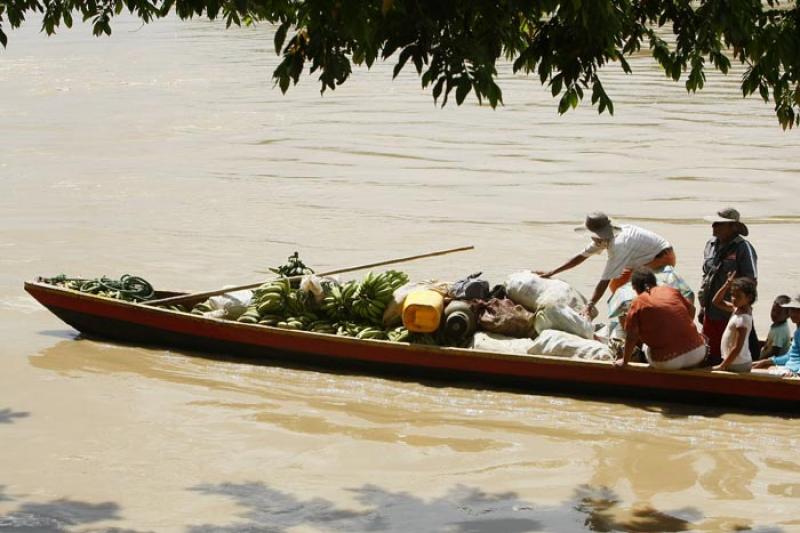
[703, 207, 749, 237]
[781, 295, 800, 310]
[574, 212, 621, 241]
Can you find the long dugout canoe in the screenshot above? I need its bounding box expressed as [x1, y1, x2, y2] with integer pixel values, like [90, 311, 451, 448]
[24, 280, 800, 414]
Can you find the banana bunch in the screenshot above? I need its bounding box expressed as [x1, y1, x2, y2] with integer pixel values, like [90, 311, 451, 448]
[320, 280, 358, 322]
[387, 326, 410, 342]
[268, 251, 314, 280]
[236, 305, 261, 324]
[351, 270, 409, 325]
[333, 321, 387, 340]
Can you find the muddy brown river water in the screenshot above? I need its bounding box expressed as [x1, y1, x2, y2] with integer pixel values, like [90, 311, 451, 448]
[2, 15, 800, 533]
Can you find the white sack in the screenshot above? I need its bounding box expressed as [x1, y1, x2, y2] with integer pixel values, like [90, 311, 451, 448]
[534, 305, 594, 339]
[529, 330, 613, 361]
[468, 332, 537, 355]
[205, 289, 253, 320]
[505, 271, 588, 312]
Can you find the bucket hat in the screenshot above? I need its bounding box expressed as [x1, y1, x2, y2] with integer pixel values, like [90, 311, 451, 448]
[781, 295, 800, 310]
[574, 212, 621, 241]
[703, 207, 749, 237]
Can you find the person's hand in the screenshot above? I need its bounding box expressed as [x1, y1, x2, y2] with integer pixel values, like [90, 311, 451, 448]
[725, 271, 736, 285]
[753, 358, 774, 369]
[535, 270, 553, 278]
[581, 302, 596, 319]
[613, 358, 627, 368]
[697, 307, 705, 324]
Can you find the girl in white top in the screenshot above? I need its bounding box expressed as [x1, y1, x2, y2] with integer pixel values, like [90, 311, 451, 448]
[711, 272, 756, 372]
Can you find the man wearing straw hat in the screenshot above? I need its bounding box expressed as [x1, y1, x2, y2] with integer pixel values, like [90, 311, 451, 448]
[537, 212, 675, 318]
[699, 207, 759, 365]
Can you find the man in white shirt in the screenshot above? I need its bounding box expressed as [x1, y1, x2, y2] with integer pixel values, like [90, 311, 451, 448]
[537, 212, 675, 318]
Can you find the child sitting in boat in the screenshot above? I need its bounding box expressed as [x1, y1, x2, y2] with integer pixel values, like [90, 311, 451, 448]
[711, 273, 756, 372]
[759, 295, 793, 360]
[753, 295, 800, 376]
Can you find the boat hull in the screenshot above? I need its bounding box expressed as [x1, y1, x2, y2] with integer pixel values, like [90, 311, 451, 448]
[24, 281, 800, 413]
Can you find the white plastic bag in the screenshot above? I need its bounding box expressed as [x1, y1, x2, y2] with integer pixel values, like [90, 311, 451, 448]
[468, 332, 537, 355]
[505, 271, 589, 312]
[534, 304, 594, 339]
[300, 274, 327, 303]
[204, 289, 253, 320]
[529, 330, 613, 361]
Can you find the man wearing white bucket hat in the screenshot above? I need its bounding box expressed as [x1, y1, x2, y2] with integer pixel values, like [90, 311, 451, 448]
[753, 295, 800, 376]
[698, 207, 759, 364]
[537, 212, 674, 317]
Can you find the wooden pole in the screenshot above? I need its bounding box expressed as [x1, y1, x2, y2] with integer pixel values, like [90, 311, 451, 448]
[144, 245, 474, 307]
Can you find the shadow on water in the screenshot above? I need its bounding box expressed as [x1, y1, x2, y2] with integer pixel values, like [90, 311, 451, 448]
[0, 491, 149, 532]
[0, 409, 29, 424]
[185, 482, 786, 533]
[0, 482, 787, 532]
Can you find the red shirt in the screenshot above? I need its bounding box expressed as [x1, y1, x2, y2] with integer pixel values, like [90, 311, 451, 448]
[626, 286, 705, 361]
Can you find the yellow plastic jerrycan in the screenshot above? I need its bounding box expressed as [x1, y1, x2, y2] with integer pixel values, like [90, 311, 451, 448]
[402, 289, 445, 333]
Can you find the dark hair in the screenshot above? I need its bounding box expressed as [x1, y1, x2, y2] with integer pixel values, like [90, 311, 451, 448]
[731, 277, 757, 304]
[775, 294, 791, 305]
[631, 267, 658, 294]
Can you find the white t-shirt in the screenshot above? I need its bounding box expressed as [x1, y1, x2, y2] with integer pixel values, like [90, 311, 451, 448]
[580, 224, 671, 281]
[721, 313, 753, 366]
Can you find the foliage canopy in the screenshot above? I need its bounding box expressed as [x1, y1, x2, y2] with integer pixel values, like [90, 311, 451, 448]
[2, 0, 799, 129]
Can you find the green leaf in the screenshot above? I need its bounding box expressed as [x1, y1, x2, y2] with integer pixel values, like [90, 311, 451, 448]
[759, 83, 770, 102]
[550, 74, 563, 97]
[393, 47, 413, 79]
[274, 22, 289, 54]
[455, 77, 470, 105]
[432, 77, 445, 102]
[558, 90, 571, 115]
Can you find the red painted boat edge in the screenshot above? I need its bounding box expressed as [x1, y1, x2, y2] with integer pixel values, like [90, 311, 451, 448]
[24, 280, 800, 410]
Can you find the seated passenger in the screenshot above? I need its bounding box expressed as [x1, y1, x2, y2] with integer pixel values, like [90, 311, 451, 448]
[760, 295, 793, 360]
[711, 273, 756, 372]
[614, 268, 706, 369]
[753, 295, 800, 376]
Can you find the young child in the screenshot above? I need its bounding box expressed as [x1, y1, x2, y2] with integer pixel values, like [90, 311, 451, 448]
[753, 294, 800, 376]
[760, 295, 793, 360]
[711, 273, 756, 372]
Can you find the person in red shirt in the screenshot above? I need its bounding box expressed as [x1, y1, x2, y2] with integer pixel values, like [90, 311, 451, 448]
[615, 268, 707, 369]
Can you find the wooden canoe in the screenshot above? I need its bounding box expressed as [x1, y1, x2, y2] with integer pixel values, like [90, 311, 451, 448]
[24, 279, 800, 413]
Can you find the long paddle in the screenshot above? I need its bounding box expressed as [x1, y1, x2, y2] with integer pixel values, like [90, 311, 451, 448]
[144, 245, 475, 307]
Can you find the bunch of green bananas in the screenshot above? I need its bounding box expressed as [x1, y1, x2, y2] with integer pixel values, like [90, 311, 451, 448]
[387, 326, 410, 342]
[237, 305, 261, 324]
[252, 278, 291, 316]
[268, 251, 314, 279]
[240, 277, 319, 326]
[351, 270, 409, 325]
[320, 280, 358, 322]
[332, 321, 385, 340]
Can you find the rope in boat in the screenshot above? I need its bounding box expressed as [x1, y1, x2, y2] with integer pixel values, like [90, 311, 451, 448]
[43, 274, 155, 302]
